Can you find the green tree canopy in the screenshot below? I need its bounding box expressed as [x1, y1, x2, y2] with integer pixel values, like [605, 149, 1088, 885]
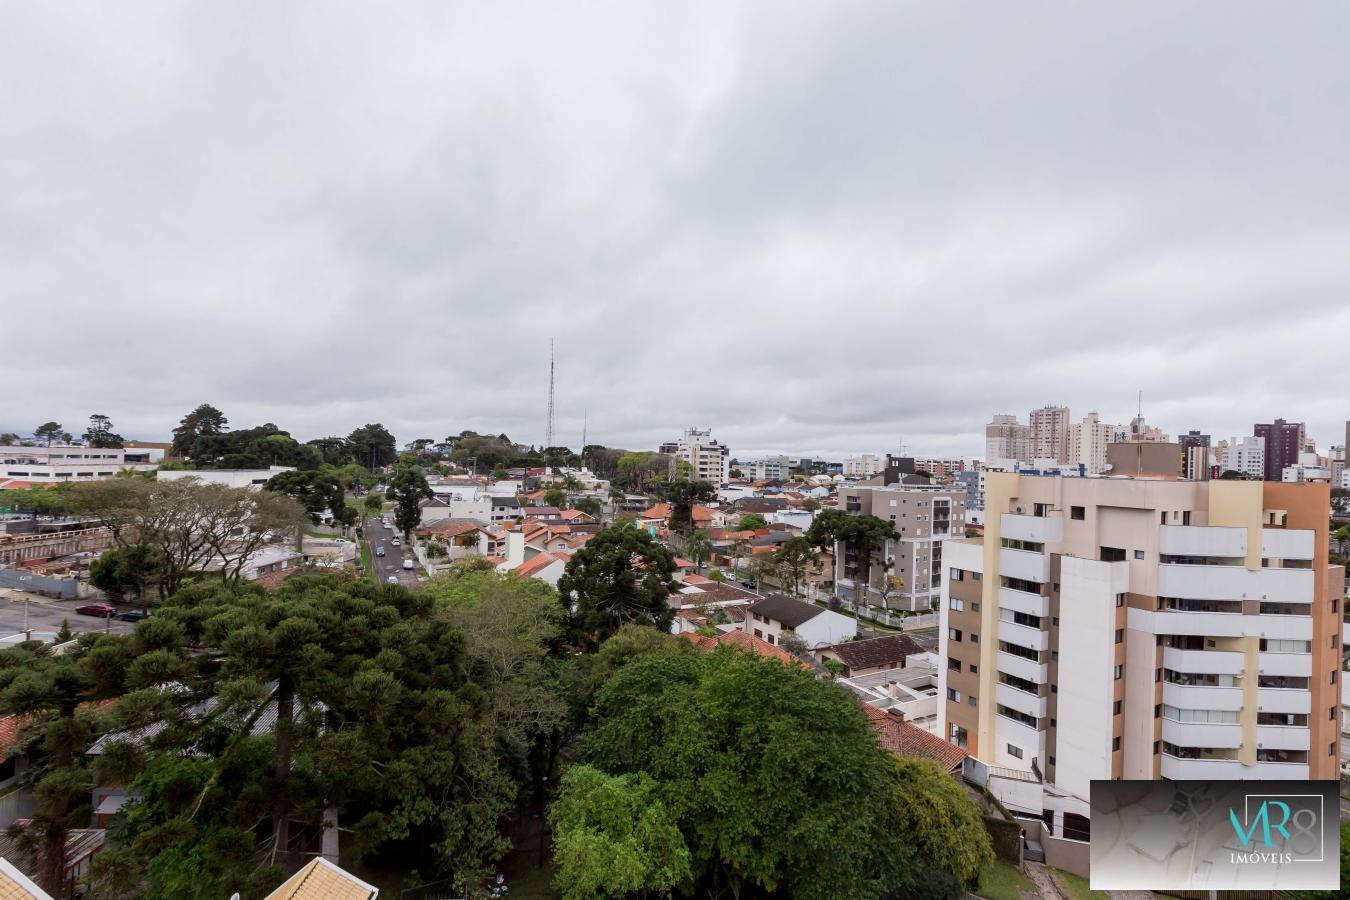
[387, 461, 432, 539]
[170, 404, 228, 462]
[573, 643, 931, 899]
[83, 413, 124, 448]
[89, 545, 167, 608]
[346, 423, 398, 469]
[34, 421, 64, 446]
[737, 513, 767, 531]
[549, 765, 691, 900]
[556, 522, 678, 649]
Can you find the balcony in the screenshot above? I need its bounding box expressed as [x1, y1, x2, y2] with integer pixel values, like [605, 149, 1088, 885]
[1160, 719, 1242, 749]
[1161, 646, 1244, 676]
[996, 682, 1047, 719]
[1257, 689, 1310, 715]
[1001, 513, 1062, 544]
[1256, 725, 1309, 751]
[1259, 528, 1315, 561]
[994, 711, 1046, 750]
[998, 586, 1049, 618]
[1159, 525, 1247, 558]
[998, 620, 1049, 652]
[1156, 564, 1313, 604]
[1161, 682, 1243, 711]
[1248, 761, 1309, 779]
[1148, 608, 1245, 637]
[999, 547, 1050, 583]
[998, 651, 1048, 684]
[1160, 754, 1244, 780]
[1248, 615, 1312, 641]
[1257, 652, 1311, 678]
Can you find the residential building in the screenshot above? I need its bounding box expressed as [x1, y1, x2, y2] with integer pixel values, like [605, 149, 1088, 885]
[1330, 445, 1345, 489]
[1254, 419, 1302, 482]
[157, 466, 294, 489]
[670, 428, 731, 484]
[939, 473, 1341, 839]
[913, 458, 967, 480]
[265, 858, 379, 899]
[1067, 412, 1113, 475]
[1029, 405, 1071, 463]
[953, 471, 982, 522]
[834, 483, 966, 611]
[985, 415, 1031, 464]
[743, 593, 856, 648]
[1178, 430, 1211, 481]
[743, 455, 791, 480]
[1222, 435, 1265, 480]
[1, 444, 160, 483]
[841, 657, 944, 736]
[842, 454, 885, 478]
[815, 633, 925, 677]
[1283, 454, 1332, 483]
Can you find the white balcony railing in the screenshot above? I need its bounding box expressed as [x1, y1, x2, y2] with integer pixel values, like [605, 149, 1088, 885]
[1157, 564, 1313, 604]
[1000, 513, 1062, 544]
[998, 620, 1049, 652]
[996, 682, 1047, 719]
[997, 651, 1048, 684]
[1161, 682, 1244, 711]
[1256, 725, 1309, 751]
[1257, 689, 1310, 715]
[1160, 754, 1244, 780]
[1160, 719, 1242, 749]
[998, 586, 1050, 618]
[1257, 652, 1312, 678]
[1159, 525, 1247, 558]
[1161, 646, 1244, 676]
[999, 547, 1050, 583]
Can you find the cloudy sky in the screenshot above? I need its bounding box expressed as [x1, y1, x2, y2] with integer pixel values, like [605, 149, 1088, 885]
[4, 2, 1349, 458]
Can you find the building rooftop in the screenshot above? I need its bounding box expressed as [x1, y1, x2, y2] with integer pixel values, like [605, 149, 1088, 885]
[265, 858, 378, 900]
[744, 593, 824, 628]
[823, 634, 925, 670]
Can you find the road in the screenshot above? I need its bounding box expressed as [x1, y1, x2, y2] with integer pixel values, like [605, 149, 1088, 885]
[0, 590, 135, 637]
[363, 517, 420, 586]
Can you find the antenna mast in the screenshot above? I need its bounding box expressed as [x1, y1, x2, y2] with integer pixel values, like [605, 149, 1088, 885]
[545, 340, 556, 452]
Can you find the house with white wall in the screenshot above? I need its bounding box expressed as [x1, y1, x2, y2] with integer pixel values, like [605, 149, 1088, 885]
[743, 594, 856, 648]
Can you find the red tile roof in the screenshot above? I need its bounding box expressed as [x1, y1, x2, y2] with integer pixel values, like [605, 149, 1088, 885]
[859, 704, 967, 772]
[513, 552, 563, 578]
[678, 629, 806, 668]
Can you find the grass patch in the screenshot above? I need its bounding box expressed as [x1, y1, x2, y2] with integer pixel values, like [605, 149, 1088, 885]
[1053, 868, 1106, 899]
[357, 536, 375, 583]
[975, 860, 1034, 900]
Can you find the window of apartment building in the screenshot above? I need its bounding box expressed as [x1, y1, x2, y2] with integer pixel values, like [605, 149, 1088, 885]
[1050, 685, 1057, 694]
[970, 633, 979, 644]
[968, 696, 977, 706]
[1152, 740, 1161, 756]
[1051, 616, 1060, 626]
[1159, 511, 1167, 525]
[971, 601, 980, 612]
[1112, 700, 1122, 715]
[1112, 736, 1121, 752]
[1182, 511, 1191, 525]
[970, 664, 978, 674]
[1050, 718, 1056, 727]
[948, 658, 961, 671]
[1331, 670, 1338, 685]
[754, 629, 763, 639]
[949, 628, 962, 641]
[1007, 744, 1023, 759]
[947, 688, 961, 702]
[890, 514, 896, 521]
[1070, 505, 1085, 520]
[972, 571, 982, 581]
[1100, 546, 1126, 562]
[1115, 628, 1124, 644]
[1154, 704, 1162, 718]
[949, 598, 964, 612]
[1033, 503, 1050, 517]
[1113, 665, 1123, 680]
[1115, 593, 1125, 608]
[1048, 756, 1055, 767]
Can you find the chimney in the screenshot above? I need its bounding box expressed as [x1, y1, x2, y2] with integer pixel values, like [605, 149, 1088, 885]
[886, 706, 905, 722]
[886, 681, 901, 700]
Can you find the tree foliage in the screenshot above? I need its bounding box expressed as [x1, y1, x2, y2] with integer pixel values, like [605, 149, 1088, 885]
[549, 765, 691, 900]
[89, 545, 168, 608]
[737, 513, 767, 531]
[83, 413, 124, 448]
[34, 421, 64, 446]
[264, 469, 354, 532]
[573, 644, 922, 900]
[387, 461, 432, 540]
[170, 404, 229, 462]
[347, 424, 398, 469]
[556, 523, 677, 649]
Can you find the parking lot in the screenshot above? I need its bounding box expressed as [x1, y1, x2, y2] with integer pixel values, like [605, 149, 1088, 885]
[0, 589, 135, 638]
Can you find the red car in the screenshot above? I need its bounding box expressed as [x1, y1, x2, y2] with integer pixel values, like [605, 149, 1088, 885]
[75, 603, 117, 618]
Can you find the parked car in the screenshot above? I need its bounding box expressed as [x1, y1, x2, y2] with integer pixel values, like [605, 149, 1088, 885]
[116, 609, 152, 623]
[75, 603, 117, 618]
[386, 575, 399, 584]
[402, 559, 414, 570]
[376, 546, 386, 557]
[391, 537, 401, 546]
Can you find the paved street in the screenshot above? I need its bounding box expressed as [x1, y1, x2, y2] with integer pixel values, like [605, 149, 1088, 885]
[0, 590, 135, 638]
[364, 517, 420, 586]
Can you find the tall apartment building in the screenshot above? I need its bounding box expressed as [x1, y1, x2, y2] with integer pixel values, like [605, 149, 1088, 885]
[1254, 419, 1302, 482]
[1067, 412, 1113, 475]
[746, 455, 791, 481]
[985, 415, 1031, 464]
[842, 454, 884, 478]
[1029, 405, 1070, 463]
[670, 428, 730, 484]
[939, 473, 1340, 833]
[1178, 431, 1211, 481]
[1223, 435, 1265, 480]
[835, 483, 966, 611]
[913, 458, 967, 480]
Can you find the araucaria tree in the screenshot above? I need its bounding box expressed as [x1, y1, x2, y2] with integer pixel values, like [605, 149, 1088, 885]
[556, 522, 677, 649]
[83, 414, 124, 448]
[806, 508, 897, 612]
[386, 461, 432, 540]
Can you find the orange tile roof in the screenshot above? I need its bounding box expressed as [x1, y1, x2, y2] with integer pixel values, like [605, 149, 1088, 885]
[513, 552, 562, 578]
[859, 704, 967, 772]
[265, 858, 377, 899]
[682, 574, 713, 585]
[677, 629, 805, 668]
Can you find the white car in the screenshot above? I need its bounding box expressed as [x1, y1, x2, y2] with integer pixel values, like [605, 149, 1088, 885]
[402, 559, 414, 571]
[386, 575, 398, 584]
[391, 537, 401, 546]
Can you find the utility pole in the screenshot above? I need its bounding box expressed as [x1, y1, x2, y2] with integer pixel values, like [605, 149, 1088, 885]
[545, 339, 556, 459]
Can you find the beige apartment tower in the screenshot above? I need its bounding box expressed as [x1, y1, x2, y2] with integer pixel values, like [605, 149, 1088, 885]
[939, 473, 1340, 831]
[1029, 405, 1071, 463]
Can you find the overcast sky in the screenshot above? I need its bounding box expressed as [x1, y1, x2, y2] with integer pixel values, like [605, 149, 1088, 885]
[4, 2, 1349, 459]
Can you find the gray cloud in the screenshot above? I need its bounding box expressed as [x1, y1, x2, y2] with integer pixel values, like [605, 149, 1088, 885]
[3, 1, 1348, 458]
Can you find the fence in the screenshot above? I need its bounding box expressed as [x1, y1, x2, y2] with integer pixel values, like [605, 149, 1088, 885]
[0, 568, 79, 599]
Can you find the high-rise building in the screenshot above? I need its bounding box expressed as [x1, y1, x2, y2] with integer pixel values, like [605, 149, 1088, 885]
[1223, 436, 1265, 480]
[1254, 419, 1301, 482]
[835, 483, 966, 612]
[939, 473, 1341, 835]
[842, 454, 885, 478]
[1067, 412, 1114, 475]
[985, 415, 1032, 464]
[1178, 430, 1211, 480]
[1029, 405, 1070, 463]
[1330, 445, 1345, 489]
[670, 428, 730, 484]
